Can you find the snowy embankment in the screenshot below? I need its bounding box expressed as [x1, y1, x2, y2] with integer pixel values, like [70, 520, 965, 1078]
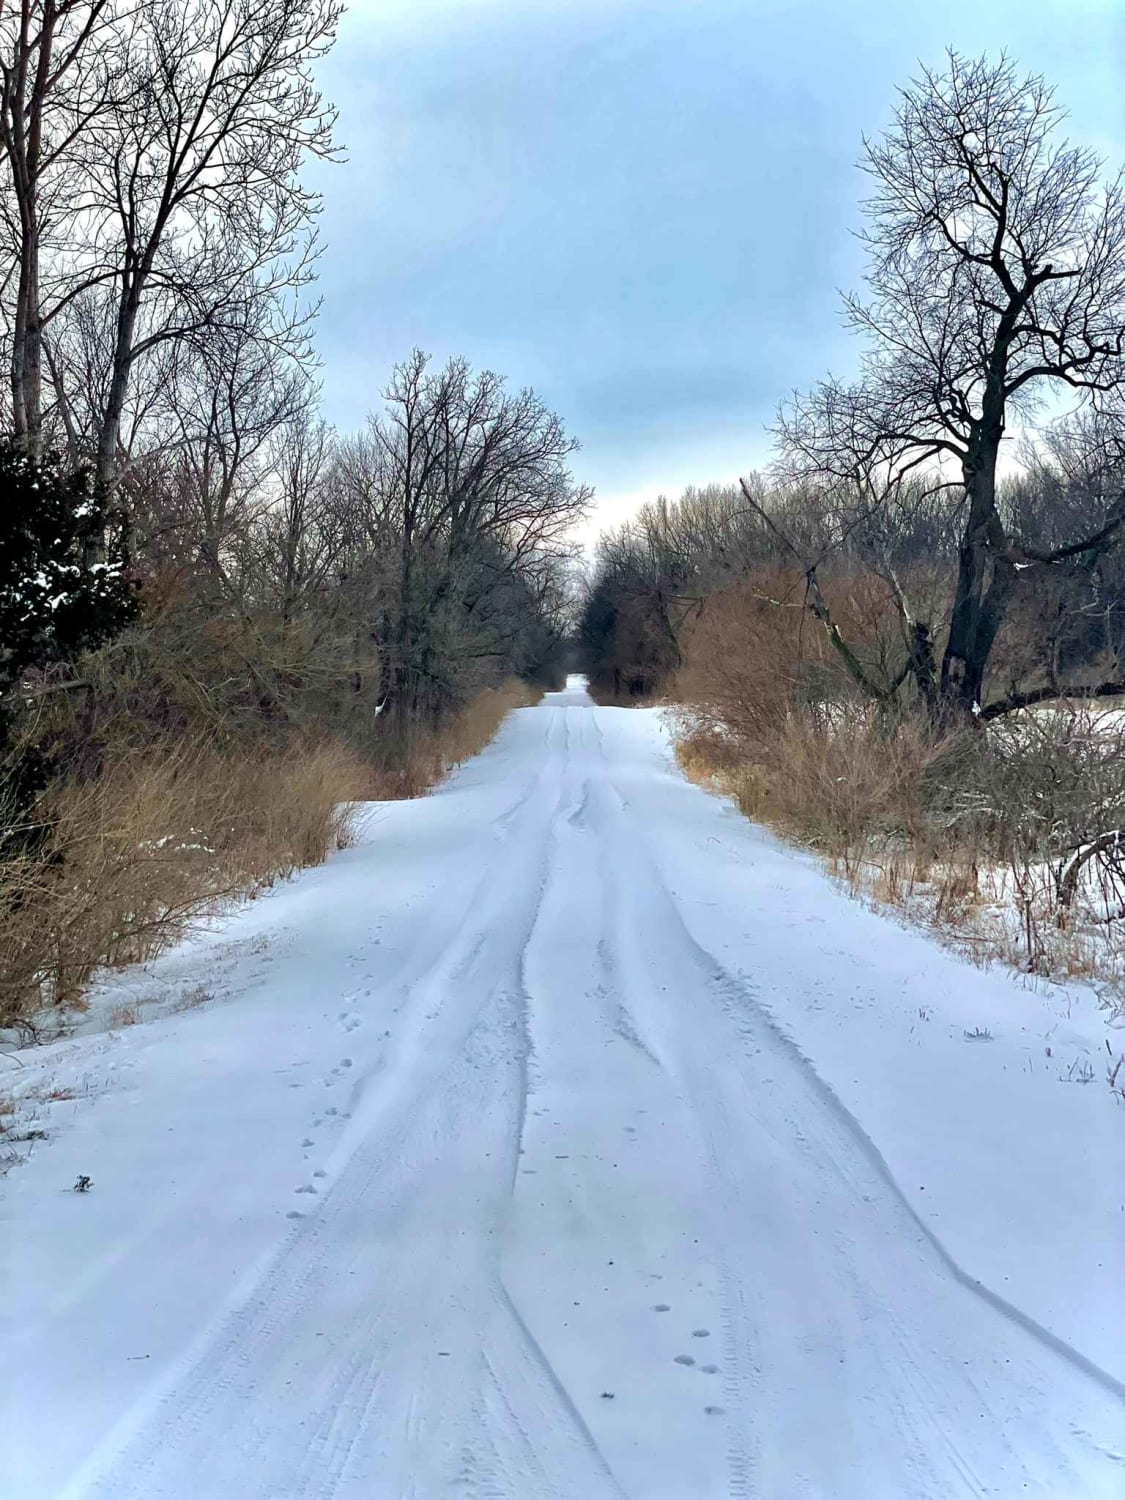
[1, 677, 1122, 1499]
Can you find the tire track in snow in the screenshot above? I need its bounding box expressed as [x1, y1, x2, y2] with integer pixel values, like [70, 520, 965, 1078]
[465, 707, 628, 1497]
[500, 721, 734, 1499]
[606, 758, 1125, 1403]
[74, 720, 622, 1500]
[592, 755, 1125, 1496]
[585, 769, 760, 1499]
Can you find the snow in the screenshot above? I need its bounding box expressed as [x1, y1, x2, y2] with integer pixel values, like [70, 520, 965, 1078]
[1, 676, 1122, 1499]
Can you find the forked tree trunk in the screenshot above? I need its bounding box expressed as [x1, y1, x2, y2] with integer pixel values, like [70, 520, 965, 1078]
[96, 284, 141, 487]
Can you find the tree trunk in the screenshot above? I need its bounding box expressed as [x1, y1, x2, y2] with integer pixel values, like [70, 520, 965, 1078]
[940, 395, 1012, 718]
[11, 236, 42, 453]
[97, 233, 159, 485]
[96, 289, 141, 486]
[6, 0, 55, 456]
[907, 620, 938, 715]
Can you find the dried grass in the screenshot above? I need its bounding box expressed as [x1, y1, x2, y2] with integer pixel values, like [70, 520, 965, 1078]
[0, 735, 370, 1028]
[370, 679, 539, 799]
[676, 709, 947, 864]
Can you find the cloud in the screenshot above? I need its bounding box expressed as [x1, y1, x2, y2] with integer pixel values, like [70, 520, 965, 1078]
[309, 0, 1125, 532]
[573, 365, 777, 433]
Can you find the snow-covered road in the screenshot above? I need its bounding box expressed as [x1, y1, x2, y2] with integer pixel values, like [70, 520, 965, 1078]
[2, 678, 1123, 1498]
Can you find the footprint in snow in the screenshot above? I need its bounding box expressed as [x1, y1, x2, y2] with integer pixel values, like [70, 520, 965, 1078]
[652, 1304, 671, 1313]
[313, 1169, 327, 1179]
[674, 1355, 696, 1366]
[301, 1138, 315, 1148]
[340, 1058, 353, 1068]
[692, 1329, 711, 1338]
[295, 1184, 318, 1195]
[700, 1364, 719, 1375]
[286, 1210, 304, 1220]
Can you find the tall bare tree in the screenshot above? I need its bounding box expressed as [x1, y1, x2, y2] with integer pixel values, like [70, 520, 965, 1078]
[2, 0, 339, 477]
[779, 52, 1125, 717]
[0, 0, 118, 450]
[84, 0, 339, 483]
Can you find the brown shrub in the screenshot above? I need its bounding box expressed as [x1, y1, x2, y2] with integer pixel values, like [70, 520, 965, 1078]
[672, 566, 920, 731]
[673, 567, 952, 858]
[370, 679, 539, 799]
[761, 710, 948, 859]
[0, 736, 369, 1029]
[671, 569, 824, 740]
[677, 708, 949, 862]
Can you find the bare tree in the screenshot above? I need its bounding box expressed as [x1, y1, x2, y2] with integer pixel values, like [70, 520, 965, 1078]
[88, 0, 340, 483]
[2, 0, 339, 478]
[779, 52, 1125, 718]
[0, 0, 119, 449]
[341, 351, 591, 744]
[580, 485, 778, 699]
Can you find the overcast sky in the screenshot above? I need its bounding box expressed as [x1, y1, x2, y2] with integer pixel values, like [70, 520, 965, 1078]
[307, 0, 1124, 535]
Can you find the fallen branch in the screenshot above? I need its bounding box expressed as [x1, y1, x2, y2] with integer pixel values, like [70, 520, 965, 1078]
[1058, 829, 1125, 909]
[980, 681, 1125, 721]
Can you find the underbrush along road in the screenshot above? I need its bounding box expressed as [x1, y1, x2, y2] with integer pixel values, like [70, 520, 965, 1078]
[2, 678, 1122, 1498]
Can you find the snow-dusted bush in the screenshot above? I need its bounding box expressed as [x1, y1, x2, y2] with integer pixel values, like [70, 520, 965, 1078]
[0, 441, 137, 702]
[942, 709, 1125, 912]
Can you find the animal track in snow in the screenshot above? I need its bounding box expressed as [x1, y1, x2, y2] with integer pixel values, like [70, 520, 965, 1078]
[674, 1354, 696, 1367]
